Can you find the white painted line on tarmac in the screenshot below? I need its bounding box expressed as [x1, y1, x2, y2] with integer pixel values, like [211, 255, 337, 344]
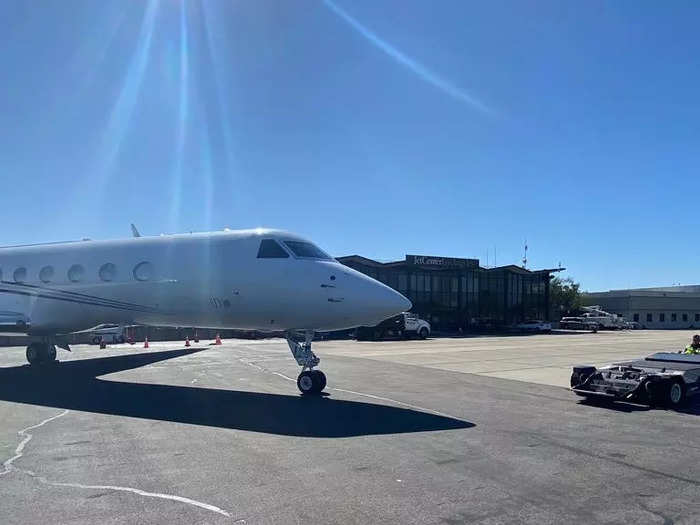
[36, 477, 231, 517]
[330, 387, 459, 420]
[236, 354, 461, 420]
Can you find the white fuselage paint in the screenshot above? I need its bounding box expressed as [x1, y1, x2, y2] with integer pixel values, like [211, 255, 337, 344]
[0, 229, 411, 336]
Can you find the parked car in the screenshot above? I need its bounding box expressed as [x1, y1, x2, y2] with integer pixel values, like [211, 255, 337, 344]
[559, 317, 598, 332]
[515, 320, 552, 333]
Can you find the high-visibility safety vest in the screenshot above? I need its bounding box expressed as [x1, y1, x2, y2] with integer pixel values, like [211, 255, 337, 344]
[683, 345, 700, 355]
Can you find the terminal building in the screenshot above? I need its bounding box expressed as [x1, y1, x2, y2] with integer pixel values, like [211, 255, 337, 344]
[337, 254, 560, 331]
[586, 286, 700, 329]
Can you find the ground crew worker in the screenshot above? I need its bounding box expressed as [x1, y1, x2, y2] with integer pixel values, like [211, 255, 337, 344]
[682, 334, 700, 354]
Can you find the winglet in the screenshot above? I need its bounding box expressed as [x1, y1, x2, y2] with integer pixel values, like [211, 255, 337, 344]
[131, 223, 141, 238]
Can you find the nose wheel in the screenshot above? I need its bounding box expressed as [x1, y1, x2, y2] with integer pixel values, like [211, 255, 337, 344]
[297, 370, 327, 394]
[286, 330, 327, 395]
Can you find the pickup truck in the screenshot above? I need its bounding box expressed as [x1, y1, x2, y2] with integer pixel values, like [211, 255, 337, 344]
[355, 312, 431, 341]
[559, 317, 599, 332]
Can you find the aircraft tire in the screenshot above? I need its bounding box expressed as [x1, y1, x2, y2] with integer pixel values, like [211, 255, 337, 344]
[311, 370, 327, 392]
[47, 344, 57, 362]
[26, 343, 41, 365]
[297, 370, 326, 394]
[297, 371, 316, 394]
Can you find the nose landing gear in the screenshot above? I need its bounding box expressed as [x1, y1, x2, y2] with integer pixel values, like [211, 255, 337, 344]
[26, 342, 57, 365]
[286, 330, 326, 394]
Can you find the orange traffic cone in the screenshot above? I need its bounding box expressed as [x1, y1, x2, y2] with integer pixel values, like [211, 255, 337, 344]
[214, 333, 222, 345]
[185, 336, 190, 347]
[144, 337, 149, 349]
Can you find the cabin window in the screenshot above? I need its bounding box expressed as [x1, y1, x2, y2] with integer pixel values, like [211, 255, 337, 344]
[39, 266, 54, 283]
[133, 261, 154, 281]
[13, 267, 27, 283]
[257, 239, 289, 259]
[282, 240, 332, 260]
[671, 313, 677, 322]
[68, 264, 85, 283]
[99, 263, 117, 282]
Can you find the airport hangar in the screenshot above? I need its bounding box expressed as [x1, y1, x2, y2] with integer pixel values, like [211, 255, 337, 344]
[587, 285, 700, 329]
[337, 254, 561, 331]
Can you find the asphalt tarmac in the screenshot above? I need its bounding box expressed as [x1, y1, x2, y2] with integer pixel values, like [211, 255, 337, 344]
[0, 334, 698, 524]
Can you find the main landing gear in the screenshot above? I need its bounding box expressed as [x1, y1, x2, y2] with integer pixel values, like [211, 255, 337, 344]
[26, 341, 57, 365]
[286, 330, 326, 395]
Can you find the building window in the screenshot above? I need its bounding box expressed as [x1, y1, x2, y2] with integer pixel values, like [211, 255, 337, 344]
[133, 261, 154, 281]
[67, 264, 85, 283]
[671, 313, 677, 322]
[659, 313, 665, 323]
[683, 313, 688, 322]
[13, 267, 27, 283]
[633, 313, 639, 322]
[398, 273, 407, 292]
[647, 313, 653, 323]
[39, 266, 54, 283]
[99, 263, 117, 282]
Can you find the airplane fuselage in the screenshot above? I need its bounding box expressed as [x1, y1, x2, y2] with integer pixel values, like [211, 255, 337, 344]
[0, 229, 410, 336]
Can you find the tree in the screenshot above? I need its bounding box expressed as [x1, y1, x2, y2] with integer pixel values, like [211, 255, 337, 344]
[549, 276, 584, 318]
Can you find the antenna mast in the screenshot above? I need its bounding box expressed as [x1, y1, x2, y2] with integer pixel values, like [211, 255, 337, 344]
[522, 239, 528, 268]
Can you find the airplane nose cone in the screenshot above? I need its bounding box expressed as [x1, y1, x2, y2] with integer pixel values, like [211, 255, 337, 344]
[377, 285, 412, 317]
[395, 291, 412, 313]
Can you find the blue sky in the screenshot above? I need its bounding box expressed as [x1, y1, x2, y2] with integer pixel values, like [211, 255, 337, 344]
[1, 1, 698, 291]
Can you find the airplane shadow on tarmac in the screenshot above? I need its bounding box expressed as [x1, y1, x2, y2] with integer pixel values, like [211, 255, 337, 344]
[0, 349, 473, 437]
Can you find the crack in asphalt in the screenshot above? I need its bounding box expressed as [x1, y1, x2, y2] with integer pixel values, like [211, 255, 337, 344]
[1, 409, 232, 518]
[1, 409, 70, 476]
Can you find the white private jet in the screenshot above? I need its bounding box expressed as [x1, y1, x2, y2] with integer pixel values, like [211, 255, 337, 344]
[0, 229, 411, 394]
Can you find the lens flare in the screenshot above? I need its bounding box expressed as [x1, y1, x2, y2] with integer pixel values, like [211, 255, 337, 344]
[323, 0, 491, 114]
[168, 0, 190, 233]
[94, 0, 159, 189]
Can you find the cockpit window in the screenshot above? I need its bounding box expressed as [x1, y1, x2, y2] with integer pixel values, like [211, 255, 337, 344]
[282, 241, 332, 260]
[257, 239, 289, 258]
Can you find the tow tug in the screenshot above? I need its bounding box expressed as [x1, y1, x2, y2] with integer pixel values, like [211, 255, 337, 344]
[571, 352, 700, 407]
